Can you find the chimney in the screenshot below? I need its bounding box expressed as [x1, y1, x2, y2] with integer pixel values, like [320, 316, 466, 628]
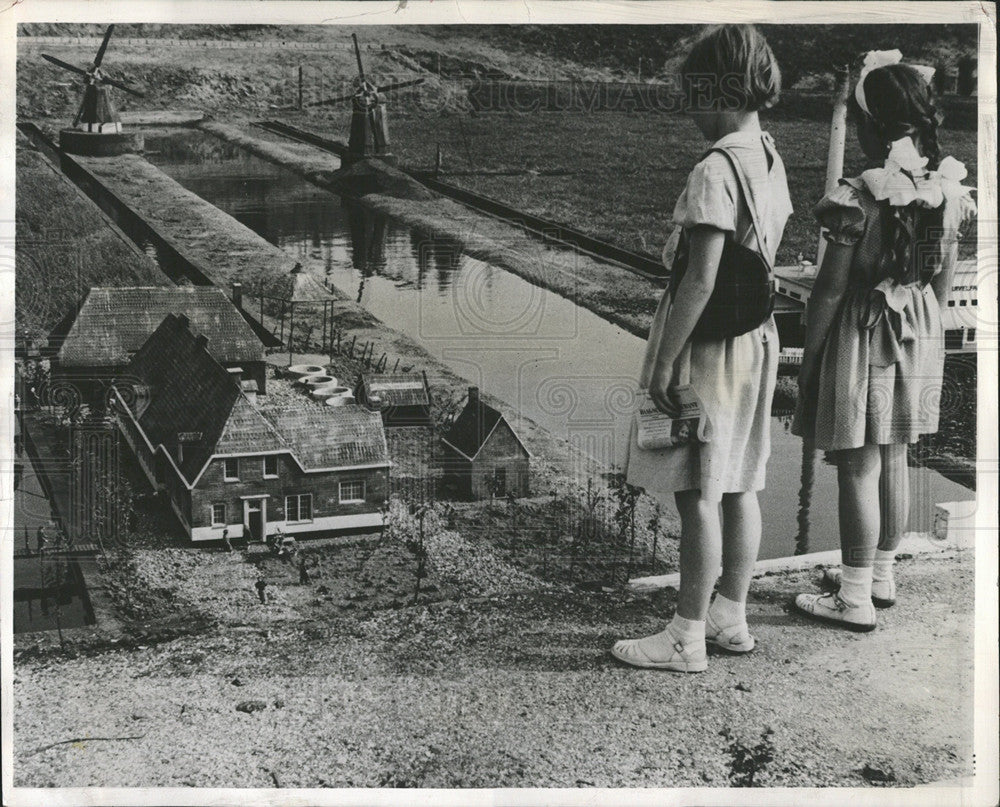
[176, 313, 190, 329]
[468, 386, 479, 405]
[195, 334, 209, 350]
[227, 366, 243, 385]
[231, 281, 243, 310]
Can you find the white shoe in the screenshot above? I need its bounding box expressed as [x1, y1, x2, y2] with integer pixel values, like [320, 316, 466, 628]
[705, 611, 755, 653]
[611, 628, 708, 672]
[792, 591, 877, 632]
[822, 567, 896, 608]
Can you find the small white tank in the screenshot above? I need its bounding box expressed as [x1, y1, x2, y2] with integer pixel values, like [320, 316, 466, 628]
[325, 391, 356, 407]
[286, 364, 325, 380]
[301, 374, 337, 389]
[310, 383, 347, 401]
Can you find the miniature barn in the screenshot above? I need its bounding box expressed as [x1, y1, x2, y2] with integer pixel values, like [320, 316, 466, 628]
[115, 314, 389, 542]
[355, 372, 432, 427]
[440, 387, 529, 500]
[50, 286, 267, 403]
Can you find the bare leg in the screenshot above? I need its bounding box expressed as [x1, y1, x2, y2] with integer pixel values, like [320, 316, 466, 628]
[878, 443, 909, 552]
[718, 491, 762, 603]
[674, 489, 722, 621]
[835, 445, 881, 568]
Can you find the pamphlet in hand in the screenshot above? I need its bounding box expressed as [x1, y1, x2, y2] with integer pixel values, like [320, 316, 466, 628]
[635, 384, 710, 450]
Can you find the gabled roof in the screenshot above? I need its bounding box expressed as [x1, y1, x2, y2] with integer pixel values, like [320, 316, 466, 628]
[360, 373, 430, 408]
[126, 314, 284, 481]
[125, 314, 388, 484]
[262, 404, 389, 470]
[261, 263, 338, 304]
[442, 395, 526, 461]
[55, 286, 264, 367]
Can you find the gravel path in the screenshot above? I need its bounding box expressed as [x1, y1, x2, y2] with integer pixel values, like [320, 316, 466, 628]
[13, 550, 974, 789]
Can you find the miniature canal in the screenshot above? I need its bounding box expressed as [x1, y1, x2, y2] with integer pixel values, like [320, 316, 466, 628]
[138, 127, 972, 561]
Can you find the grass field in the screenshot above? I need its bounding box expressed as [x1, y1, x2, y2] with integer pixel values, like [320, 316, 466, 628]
[378, 108, 979, 267]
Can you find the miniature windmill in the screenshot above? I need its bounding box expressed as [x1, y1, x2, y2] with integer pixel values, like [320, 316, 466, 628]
[307, 33, 424, 166]
[41, 24, 146, 156]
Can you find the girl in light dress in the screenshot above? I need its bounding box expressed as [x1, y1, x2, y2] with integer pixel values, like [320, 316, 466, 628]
[612, 25, 792, 672]
[791, 51, 976, 631]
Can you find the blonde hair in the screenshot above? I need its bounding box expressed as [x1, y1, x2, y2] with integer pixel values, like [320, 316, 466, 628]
[680, 24, 781, 112]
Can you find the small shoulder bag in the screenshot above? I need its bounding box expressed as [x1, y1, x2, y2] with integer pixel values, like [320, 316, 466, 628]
[668, 146, 775, 341]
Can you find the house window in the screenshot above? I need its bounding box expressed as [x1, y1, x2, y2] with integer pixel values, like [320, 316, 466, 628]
[263, 456, 278, 478]
[285, 494, 313, 523]
[223, 458, 239, 481]
[972, 299, 978, 306]
[790, 291, 801, 300]
[211, 503, 227, 526]
[967, 328, 976, 342]
[948, 300, 956, 307]
[339, 480, 366, 503]
[959, 299, 967, 307]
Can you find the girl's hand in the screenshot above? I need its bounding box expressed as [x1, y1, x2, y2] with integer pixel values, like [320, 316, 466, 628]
[649, 371, 682, 418]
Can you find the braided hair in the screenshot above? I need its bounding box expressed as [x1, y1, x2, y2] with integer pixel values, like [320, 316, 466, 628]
[850, 63, 946, 285]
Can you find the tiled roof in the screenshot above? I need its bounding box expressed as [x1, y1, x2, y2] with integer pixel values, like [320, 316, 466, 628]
[263, 404, 389, 470]
[126, 314, 282, 481]
[126, 315, 388, 483]
[361, 373, 430, 408]
[442, 397, 506, 460]
[56, 286, 264, 367]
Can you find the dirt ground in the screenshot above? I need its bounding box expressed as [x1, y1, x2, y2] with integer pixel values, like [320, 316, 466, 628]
[13, 549, 974, 788]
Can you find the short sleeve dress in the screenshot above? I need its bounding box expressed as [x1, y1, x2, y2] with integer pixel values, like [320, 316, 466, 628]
[625, 130, 793, 503]
[791, 172, 976, 450]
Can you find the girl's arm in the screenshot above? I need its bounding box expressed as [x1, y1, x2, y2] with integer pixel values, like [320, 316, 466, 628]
[799, 241, 854, 388]
[929, 234, 959, 310]
[648, 225, 726, 415]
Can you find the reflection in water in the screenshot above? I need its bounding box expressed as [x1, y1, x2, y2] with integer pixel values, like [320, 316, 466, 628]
[14, 556, 96, 634]
[796, 438, 818, 555]
[141, 128, 974, 561]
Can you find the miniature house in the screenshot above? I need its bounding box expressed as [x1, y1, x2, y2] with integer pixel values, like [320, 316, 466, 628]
[115, 314, 389, 542]
[355, 372, 432, 427]
[440, 387, 529, 500]
[50, 286, 267, 402]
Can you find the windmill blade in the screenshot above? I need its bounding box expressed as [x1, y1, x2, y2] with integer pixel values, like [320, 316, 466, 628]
[101, 75, 145, 98]
[93, 24, 115, 67]
[376, 78, 425, 94]
[352, 33, 365, 81]
[41, 53, 88, 77]
[305, 90, 356, 108]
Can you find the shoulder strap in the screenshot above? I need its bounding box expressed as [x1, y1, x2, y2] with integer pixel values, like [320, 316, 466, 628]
[706, 145, 772, 271]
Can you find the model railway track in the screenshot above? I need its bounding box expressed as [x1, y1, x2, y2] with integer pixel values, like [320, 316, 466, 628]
[253, 119, 669, 281]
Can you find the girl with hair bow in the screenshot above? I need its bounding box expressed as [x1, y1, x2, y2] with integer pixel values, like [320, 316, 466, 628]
[790, 51, 976, 631]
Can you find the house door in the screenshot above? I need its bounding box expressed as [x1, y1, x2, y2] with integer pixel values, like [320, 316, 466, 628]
[493, 468, 507, 496]
[245, 500, 266, 542]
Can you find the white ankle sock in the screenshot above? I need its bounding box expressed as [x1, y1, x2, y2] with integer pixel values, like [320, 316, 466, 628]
[708, 593, 745, 627]
[669, 614, 705, 645]
[872, 549, 896, 582]
[839, 565, 873, 608]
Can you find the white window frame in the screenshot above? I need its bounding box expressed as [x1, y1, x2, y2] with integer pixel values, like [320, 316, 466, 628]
[339, 480, 366, 504]
[263, 455, 279, 479]
[285, 493, 313, 523]
[223, 458, 239, 482]
[211, 503, 227, 526]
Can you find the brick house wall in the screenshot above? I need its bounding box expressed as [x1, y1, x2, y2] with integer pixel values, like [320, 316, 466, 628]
[189, 452, 388, 541]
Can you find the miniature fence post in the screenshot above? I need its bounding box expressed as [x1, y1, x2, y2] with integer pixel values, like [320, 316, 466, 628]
[348, 335, 357, 358]
[816, 63, 851, 267]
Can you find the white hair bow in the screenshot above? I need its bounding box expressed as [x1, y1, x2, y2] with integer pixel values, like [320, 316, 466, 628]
[855, 49, 936, 116]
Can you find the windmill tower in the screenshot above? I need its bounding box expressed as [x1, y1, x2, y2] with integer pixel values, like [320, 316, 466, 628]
[41, 25, 146, 156]
[307, 34, 424, 166]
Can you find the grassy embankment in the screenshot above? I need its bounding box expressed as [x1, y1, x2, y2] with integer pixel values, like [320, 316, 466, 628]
[14, 135, 169, 345]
